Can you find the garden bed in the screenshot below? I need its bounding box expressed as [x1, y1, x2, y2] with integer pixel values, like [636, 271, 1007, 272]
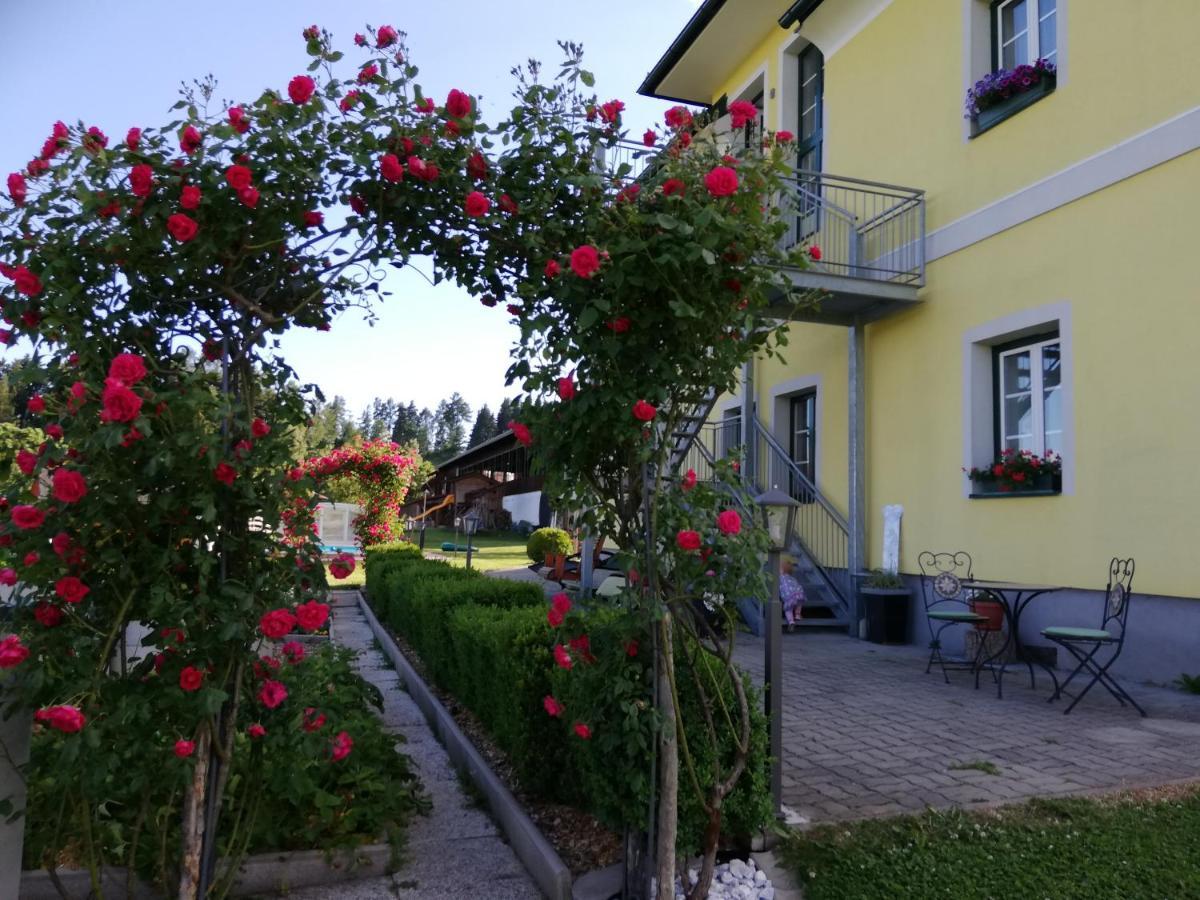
[779, 781, 1200, 900]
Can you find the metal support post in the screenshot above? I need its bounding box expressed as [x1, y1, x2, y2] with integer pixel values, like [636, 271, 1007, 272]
[848, 319, 867, 632]
[765, 548, 784, 818]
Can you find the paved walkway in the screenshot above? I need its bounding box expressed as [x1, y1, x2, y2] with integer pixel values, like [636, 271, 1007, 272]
[732, 633, 1200, 824]
[279, 597, 541, 899]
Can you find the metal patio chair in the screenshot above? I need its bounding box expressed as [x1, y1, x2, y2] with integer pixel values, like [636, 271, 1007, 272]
[917, 551, 992, 686]
[1042, 558, 1145, 716]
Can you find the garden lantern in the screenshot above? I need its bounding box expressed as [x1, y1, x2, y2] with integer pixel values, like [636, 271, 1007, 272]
[754, 486, 800, 819]
[463, 511, 480, 569]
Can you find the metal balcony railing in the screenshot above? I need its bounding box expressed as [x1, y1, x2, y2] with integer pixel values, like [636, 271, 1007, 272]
[779, 171, 926, 287]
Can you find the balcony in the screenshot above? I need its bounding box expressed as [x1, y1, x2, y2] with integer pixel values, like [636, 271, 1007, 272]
[602, 139, 926, 327]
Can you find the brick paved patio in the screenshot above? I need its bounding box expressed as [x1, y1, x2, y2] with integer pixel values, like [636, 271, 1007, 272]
[731, 633, 1200, 824]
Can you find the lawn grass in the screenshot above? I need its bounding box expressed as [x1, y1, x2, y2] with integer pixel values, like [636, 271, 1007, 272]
[780, 784, 1200, 900]
[324, 562, 365, 587]
[416, 527, 531, 573]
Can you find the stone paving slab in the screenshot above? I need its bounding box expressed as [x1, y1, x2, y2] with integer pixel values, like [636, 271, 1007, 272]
[733, 633, 1200, 824]
[272, 603, 543, 900]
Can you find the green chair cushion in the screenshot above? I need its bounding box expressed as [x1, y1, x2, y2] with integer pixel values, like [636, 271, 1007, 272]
[929, 610, 988, 622]
[1042, 626, 1112, 642]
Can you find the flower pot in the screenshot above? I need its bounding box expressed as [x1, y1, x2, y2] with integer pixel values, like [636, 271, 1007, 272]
[970, 472, 1061, 496]
[860, 586, 911, 644]
[973, 74, 1056, 134]
[969, 596, 1005, 632]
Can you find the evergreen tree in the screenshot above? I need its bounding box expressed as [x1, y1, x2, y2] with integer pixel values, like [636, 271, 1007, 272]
[416, 407, 434, 456]
[390, 401, 422, 445]
[430, 393, 471, 462]
[494, 397, 513, 436]
[468, 405, 496, 447]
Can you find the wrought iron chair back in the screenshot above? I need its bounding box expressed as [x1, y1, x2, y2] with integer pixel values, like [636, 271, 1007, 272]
[1100, 557, 1136, 643]
[917, 551, 974, 612]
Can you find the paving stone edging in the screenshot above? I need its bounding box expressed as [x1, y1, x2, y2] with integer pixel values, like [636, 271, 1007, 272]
[357, 591, 573, 900]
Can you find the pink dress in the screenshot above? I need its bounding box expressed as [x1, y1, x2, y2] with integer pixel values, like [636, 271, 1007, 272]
[780, 573, 805, 625]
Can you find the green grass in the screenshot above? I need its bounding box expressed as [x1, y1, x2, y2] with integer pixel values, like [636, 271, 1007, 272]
[324, 562, 365, 587]
[417, 527, 532, 572]
[780, 786, 1200, 900]
[948, 760, 1002, 776]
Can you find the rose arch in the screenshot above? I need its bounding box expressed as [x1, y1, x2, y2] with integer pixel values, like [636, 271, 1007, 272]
[301, 439, 418, 548]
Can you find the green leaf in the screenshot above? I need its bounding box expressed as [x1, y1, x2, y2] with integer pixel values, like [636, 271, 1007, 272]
[579, 70, 595, 87]
[577, 306, 599, 331]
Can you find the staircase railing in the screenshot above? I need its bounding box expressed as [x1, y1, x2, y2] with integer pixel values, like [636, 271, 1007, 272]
[747, 417, 853, 611]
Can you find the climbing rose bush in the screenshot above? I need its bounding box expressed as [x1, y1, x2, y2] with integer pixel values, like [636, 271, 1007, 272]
[301, 440, 417, 548]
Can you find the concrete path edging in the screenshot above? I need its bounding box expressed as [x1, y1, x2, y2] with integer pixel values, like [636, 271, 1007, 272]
[357, 591, 573, 900]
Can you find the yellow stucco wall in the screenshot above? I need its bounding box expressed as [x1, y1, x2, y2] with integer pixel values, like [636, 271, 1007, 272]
[692, 0, 1200, 598]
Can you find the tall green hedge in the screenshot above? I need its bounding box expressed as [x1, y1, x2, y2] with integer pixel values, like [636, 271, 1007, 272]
[364, 543, 771, 855]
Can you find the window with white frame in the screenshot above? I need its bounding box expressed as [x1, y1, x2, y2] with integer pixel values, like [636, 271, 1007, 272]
[993, 0, 1057, 70]
[994, 333, 1062, 456]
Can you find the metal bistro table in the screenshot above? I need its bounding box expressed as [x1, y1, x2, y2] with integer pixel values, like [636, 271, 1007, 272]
[961, 579, 1063, 698]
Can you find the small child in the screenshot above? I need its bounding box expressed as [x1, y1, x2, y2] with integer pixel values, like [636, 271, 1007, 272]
[780, 556, 805, 632]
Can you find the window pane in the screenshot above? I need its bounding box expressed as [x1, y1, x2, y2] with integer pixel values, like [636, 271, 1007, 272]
[1042, 343, 1061, 388]
[1002, 32, 1029, 69]
[1043, 386, 1061, 440]
[1004, 393, 1033, 442]
[801, 103, 816, 140]
[1002, 351, 1032, 393]
[1039, 7, 1056, 61]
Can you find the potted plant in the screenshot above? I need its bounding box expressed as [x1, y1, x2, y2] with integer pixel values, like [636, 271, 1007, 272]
[965, 58, 1057, 134]
[860, 569, 911, 644]
[967, 590, 1005, 632]
[966, 449, 1062, 496]
[526, 526, 573, 567]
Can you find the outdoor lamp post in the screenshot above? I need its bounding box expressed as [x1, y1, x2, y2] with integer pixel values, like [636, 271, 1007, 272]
[417, 517, 428, 551]
[463, 511, 480, 570]
[754, 486, 800, 820]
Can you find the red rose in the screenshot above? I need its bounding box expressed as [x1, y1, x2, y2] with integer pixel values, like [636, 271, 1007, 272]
[330, 730, 353, 762]
[544, 260, 560, 278]
[415, 97, 436, 114]
[716, 509, 742, 536]
[599, 99, 624, 123]
[506, 303, 522, 316]
[376, 25, 398, 47]
[0, 635, 29, 669]
[129, 164, 154, 198]
[607, 317, 631, 333]
[179, 666, 204, 691]
[35, 705, 85, 733]
[808, 245, 822, 261]
[288, 75, 316, 105]
[380, 154, 404, 183]
[464, 191, 490, 217]
[228, 106, 250, 133]
[180, 125, 202, 155]
[51, 532, 72, 556]
[213, 462, 237, 486]
[238, 186, 259, 208]
[166, 213, 198, 242]
[632, 400, 657, 422]
[287, 467, 304, 482]
[445, 89, 472, 119]
[55, 576, 90, 604]
[109, 353, 147, 385]
[7, 172, 27, 206]
[176, 185, 201, 210]
[125, 127, 141, 150]
[303, 707, 327, 733]
[100, 379, 142, 422]
[11, 266, 42, 297]
[569, 244, 601, 278]
[682, 469, 697, 490]
[543, 695, 564, 717]
[573, 723, 592, 740]
[626, 640, 639, 657]
[557, 374, 576, 401]
[547, 591, 571, 628]
[705, 166, 739, 197]
[251, 417, 270, 438]
[259, 608, 296, 639]
[510, 422, 532, 446]
[121, 427, 143, 448]
[11, 505, 45, 530]
[329, 553, 355, 580]
[643, 129, 656, 147]
[617, 184, 641, 204]
[225, 164, 253, 190]
[281, 641, 305, 664]
[248, 723, 267, 738]
[98, 198, 121, 217]
[729, 99, 758, 129]
[52, 468, 87, 503]
[303, 210, 323, 228]
[776, 130, 795, 143]
[258, 679, 288, 709]
[357, 63, 379, 84]
[16, 449, 37, 476]
[354, 32, 366, 46]
[0, 568, 15, 586]
[676, 530, 702, 552]
[34, 602, 63, 628]
[499, 193, 518, 214]
[174, 739, 195, 758]
[665, 106, 693, 129]
[553, 644, 573, 670]
[467, 151, 488, 180]
[295, 600, 330, 632]
[338, 90, 359, 113]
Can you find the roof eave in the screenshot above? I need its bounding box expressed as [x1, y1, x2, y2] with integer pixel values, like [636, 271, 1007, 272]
[637, 0, 729, 102]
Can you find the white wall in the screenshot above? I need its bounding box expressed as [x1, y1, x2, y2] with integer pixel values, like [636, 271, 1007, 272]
[315, 502, 362, 547]
[502, 491, 541, 528]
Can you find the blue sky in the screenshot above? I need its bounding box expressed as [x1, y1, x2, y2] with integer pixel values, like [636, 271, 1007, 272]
[0, 0, 698, 419]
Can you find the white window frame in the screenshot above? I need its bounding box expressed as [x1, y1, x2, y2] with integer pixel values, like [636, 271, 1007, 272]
[994, 0, 1057, 70]
[997, 336, 1061, 457]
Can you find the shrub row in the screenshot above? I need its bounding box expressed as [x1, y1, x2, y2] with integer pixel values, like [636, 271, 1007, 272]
[364, 542, 772, 854]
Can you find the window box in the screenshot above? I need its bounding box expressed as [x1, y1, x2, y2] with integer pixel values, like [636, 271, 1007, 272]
[969, 471, 1061, 498]
[971, 73, 1055, 136]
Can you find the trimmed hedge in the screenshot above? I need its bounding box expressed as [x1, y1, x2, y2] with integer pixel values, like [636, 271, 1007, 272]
[365, 543, 771, 855]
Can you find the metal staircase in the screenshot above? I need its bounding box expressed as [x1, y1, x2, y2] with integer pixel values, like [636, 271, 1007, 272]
[666, 402, 853, 630]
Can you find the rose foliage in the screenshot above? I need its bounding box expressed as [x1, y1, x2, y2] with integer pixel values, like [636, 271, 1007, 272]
[300, 439, 418, 547]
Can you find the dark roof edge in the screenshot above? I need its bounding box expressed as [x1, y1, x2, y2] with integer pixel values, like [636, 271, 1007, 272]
[434, 429, 519, 471]
[637, 0, 729, 101]
[779, 0, 826, 28]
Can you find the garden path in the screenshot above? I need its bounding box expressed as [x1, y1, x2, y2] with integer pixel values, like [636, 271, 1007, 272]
[275, 594, 542, 900]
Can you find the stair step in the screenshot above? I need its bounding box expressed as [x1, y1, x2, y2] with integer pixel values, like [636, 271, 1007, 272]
[791, 618, 849, 629]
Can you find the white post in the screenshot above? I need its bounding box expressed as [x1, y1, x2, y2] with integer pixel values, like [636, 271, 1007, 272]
[0, 677, 32, 898]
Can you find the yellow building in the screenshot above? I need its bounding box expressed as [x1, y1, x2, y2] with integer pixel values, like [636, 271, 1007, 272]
[640, 0, 1200, 683]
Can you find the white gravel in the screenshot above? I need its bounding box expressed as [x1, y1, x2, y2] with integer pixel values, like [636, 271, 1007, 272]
[673, 856, 776, 900]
